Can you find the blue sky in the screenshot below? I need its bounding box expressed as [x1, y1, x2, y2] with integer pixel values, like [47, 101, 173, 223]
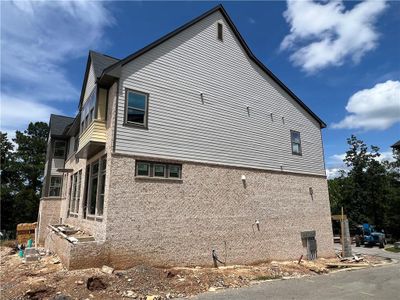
[1, 1, 399, 177]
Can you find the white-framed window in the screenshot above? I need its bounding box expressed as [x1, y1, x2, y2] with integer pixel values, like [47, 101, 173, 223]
[135, 161, 182, 179]
[291, 130, 302, 156]
[86, 156, 106, 218]
[125, 89, 148, 126]
[69, 170, 82, 216]
[49, 176, 62, 196]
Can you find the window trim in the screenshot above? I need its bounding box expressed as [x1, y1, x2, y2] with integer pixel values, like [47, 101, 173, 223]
[86, 156, 106, 219]
[168, 164, 181, 179]
[290, 130, 302, 156]
[153, 164, 167, 177]
[135, 161, 182, 180]
[68, 170, 82, 216]
[124, 88, 149, 128]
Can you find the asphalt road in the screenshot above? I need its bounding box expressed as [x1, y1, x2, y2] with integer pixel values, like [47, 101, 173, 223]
[192, 245, 400, 300]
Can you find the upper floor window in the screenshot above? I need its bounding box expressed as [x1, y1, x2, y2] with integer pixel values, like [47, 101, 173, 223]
[125, 89, 148, 127]
[291, 130, 302, 156]
[217, 23, 223, 41]
[49, 176, 62, 196]
[54, 140, 66, 158]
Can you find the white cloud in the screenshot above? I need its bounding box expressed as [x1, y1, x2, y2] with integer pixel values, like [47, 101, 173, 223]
[326, 168, 347, 179]
[1, 0, 114, 133]
[332, 80, 400, 130]
[280, 0, 388, 73]
[1, 93, 61, 131]
[326, 150, 396, 179]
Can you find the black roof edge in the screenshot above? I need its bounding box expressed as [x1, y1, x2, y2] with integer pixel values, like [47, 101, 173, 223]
[100, 4, 326, 128]
[78, 53, 92, 110]
[391, 140, 400, 148]
[99, 5, 224, 77]
[89, 49, 120, 61]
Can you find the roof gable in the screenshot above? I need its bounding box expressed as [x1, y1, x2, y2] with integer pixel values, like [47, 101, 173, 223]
[100, 4, 326, 128]
[49, 114, 74, 138]
[78, 51, 119, 109]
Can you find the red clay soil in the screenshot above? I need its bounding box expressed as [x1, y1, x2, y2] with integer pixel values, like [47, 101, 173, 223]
[0, 246, 386, 300]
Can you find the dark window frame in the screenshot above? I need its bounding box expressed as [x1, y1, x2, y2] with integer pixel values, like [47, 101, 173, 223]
[135, 161, 182, 180]
[53, 140, 66, 159]
[124, 88, 149, 128]
[217, 22, 223, 41]
[290, 130, 302, 156]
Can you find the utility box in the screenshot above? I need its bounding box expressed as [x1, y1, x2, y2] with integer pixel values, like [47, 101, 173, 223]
[301, 230, 317, 260]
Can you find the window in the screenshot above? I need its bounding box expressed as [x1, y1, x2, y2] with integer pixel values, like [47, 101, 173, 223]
[136, 161, 182, 179]
[69, 170, 82, 215]
[49, 176, 62, 196]
[291, 130, 302, 155]
[88, 108, 94, 124]
[217, 23, 223, 41]
[137, 162, 150, 176]
[168, 165, 181, 178]
[86, 156, 106, 218]
[53, 140, 66, 158]
[74, 135, 79, 152]
[154, 164, 166, 177]
[126, 90, 148, 126]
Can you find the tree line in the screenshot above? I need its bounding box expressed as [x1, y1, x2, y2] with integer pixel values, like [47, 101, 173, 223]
[1, 122, 49, 237]
[329, 135, 400, 238]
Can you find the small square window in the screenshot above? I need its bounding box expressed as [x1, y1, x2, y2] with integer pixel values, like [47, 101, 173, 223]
[217, 23, 223, 41]
[168, 165, 181, 178]
[154, 164, 166, 177]
[137, 162, 150, 176]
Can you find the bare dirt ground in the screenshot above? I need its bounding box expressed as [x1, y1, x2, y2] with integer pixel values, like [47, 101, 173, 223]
[0, 245, 388, 300]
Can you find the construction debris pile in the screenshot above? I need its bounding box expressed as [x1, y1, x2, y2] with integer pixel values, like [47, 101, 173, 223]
[0, 245, 390, 300]
[48, 224, 95, 244]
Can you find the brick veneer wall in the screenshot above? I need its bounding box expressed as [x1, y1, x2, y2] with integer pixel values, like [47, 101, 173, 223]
[45, 230, 109, 269]
[106, 154, 334, 269]
[37, 197, 62, 245]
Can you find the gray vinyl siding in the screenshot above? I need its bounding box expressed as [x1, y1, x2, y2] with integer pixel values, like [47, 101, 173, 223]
[114, 11, 325, 176]
[83, 63, 96, 104]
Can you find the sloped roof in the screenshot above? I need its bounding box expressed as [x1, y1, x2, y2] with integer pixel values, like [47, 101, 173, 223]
[391, 140, 400, 149]
[90, 50, 119, 78]
[78, 51, 119, 108]
[49, 114, 74, 138]
[100, 4, 326, 128]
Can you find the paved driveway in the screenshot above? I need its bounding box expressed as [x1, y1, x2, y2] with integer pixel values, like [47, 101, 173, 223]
[334, 243, 400, 260]
[191, 245, 399, 300]
[193, 263, 399, 300]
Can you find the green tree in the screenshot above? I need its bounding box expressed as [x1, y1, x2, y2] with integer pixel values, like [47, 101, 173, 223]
[328, 135, 400, 238]
[0, 122, 49, 235]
